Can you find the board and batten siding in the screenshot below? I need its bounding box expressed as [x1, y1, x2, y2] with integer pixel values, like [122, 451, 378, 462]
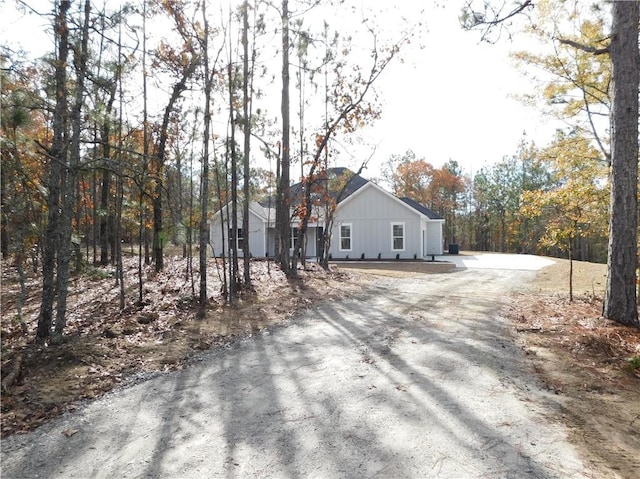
[210, 207, 267, 258]
[330, 184, 425, 260]
[424, 218, 443, 256]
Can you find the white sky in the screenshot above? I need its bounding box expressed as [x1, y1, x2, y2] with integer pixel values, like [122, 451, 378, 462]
[1, 0, 562, 179]
[346, 0, 562, 178]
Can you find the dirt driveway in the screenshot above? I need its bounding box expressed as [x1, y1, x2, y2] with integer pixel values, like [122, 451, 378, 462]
[1, 256, 599, 478]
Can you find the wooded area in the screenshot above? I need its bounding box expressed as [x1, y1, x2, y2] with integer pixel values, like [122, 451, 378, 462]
[1, 0, 638, 348]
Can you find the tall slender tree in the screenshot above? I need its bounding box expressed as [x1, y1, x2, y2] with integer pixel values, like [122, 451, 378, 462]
[226, 15, 241, 300]
[150, 0, 199, 272]
[275, 0, 291, 275]
[291, 22, 407, 273]
[37, 0, 71, 341]
[139, 0, 150, 303]
[199, 0, 213, 307]
[241, 0, 252, 287]
[94, 13, 119, 267]
[115, 8, 126, 310]
[53, 0, 91, 338]
[603, 2, 639, 327]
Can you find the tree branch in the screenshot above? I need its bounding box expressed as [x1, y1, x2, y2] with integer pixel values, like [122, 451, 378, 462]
[461, 0, 535, 41]
[484, 0, 533, 26]
[557, 38, 610, 56]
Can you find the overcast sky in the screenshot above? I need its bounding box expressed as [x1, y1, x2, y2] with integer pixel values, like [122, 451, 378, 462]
[1, 0, 561, 179]
[349, 0, 562, 178]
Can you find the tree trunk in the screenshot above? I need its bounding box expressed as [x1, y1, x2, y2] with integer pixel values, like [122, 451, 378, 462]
[276, 0, 291, 275]
[152, 173, 163, 271]
[99, 157, 111, 265]
[54, 0, 91, 338]
[188, 111, 198, 295]
[569, 238, 574, 303]
[139, 0, 149, 303]
[242, 0, 252, 287]
[0, 152, 7, 259]
[152, 44, 198, 273]
[116, 11, 125, 310]
[99, 78, 116, 266]
[37, 0, 70, 341]
[603, 1, 640, 328]
[500, 210, 506, 252]
[228, 61, 240, 299]
[214, 165, 229, 300]
[199, 1, 212, 307]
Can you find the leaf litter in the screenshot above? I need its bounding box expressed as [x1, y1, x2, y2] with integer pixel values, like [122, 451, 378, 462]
[1, 255, 358, 438]
[507, 258, 639, 478]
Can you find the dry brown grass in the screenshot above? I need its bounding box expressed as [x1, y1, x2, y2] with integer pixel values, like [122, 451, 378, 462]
[531, 257, 608, 297]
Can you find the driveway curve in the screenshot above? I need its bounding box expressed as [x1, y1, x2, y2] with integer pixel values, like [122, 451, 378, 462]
[1, 254, 594, 478]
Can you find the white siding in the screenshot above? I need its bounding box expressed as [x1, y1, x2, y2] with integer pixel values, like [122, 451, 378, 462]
[210, 183, 445, 260]
[425, 221, 444, 256]
[330, 184, 424, 260]
[266, 229, 276, 258]
[210, 207, 267, 257]
[290, 227, 318, 258]
[211, 221, 319, 259]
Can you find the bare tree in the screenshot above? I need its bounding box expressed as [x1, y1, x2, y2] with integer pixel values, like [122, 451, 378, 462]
[150, 1, 199, 272]
[115, 7, 126, 310]
[291, 26, 406, 273]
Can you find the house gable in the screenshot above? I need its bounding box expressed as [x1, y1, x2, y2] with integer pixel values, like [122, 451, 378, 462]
[336, 180, 438, 222]
[211, 201, 270, 224]
[209, 201, 270, 257]
[329, 183, 420, 259]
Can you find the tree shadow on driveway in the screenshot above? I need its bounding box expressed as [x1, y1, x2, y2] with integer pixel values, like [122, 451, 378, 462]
[1, 269, 590, 478]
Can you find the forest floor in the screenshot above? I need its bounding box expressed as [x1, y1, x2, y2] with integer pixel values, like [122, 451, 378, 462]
[505, 261, 640, 478]
[1, 252, 639, 477]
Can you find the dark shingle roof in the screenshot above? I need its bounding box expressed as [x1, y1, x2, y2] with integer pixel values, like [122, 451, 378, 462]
[400, 197, 444, 220]
[287, 167, 369, 205]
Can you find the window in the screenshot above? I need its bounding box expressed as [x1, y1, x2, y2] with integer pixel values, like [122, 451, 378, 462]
[229, 228, 243, 250]
[391, 223, 404, 251]
[290, 227, 300, 249]
[340, 223, 352, 251]
[237, 228, 244, 250]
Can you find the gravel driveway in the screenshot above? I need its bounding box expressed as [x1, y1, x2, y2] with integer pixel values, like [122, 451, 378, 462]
[1, 255, 594, 478]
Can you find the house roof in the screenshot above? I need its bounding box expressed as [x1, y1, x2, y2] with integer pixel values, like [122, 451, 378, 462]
[248, 201, 275, 221]
[259, 167, 443, 222]
[399, 197, 444, 220]
[211, 200, 275, 223]
[286, 167, 369, 205]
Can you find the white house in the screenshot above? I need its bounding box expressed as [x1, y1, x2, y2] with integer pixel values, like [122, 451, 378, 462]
[209, 168, 444, 260]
